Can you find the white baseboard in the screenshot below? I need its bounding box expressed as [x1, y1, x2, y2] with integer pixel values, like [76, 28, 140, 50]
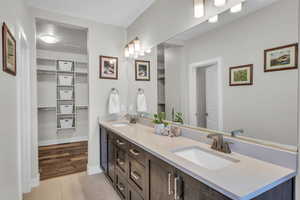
[87, 165, 103, 175]
[38, 136, 88, 146]
[31, 173, 40, 188]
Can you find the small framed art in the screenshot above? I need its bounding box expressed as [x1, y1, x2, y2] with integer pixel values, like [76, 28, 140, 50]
[264, 43, 298, 72]
[99, 56, 118, 79]
[229, 64, 253, 86]
[2, 23, 16, 76]
[135, 60, 150, 81]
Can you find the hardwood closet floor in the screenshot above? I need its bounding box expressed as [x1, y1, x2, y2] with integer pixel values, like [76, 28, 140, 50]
[23, 172, 121, 200]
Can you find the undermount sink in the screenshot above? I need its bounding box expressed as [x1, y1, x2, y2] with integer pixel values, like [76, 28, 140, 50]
[172, 146, 239, 170]
[112, 122, 130, 127]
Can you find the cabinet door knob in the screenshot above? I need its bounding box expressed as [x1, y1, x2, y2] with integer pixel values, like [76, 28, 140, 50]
[117, 158, 124, 166]
[129, 149, 140, 156]
[117, 183, 125, 191]
[131, 171, 141, 180]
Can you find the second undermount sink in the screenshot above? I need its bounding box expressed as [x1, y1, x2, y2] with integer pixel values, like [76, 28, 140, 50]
[112, 122, 130, 127]
[172, 146, 239, 170]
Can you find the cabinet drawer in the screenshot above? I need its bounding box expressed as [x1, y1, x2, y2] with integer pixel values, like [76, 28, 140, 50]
[115, 136, 128, 150]
[115, 169, 128, 200]
[128, 143, 146, 166]
[116, 147, 128, 175]
[128, 157, 146, 197]
[128, 184, 144, 200]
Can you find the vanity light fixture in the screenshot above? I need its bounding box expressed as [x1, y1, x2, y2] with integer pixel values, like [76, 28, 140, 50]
[208, 15, 218, 23]
[214, 0, 226, 7]
[39, 34, 59, 44]
[145, 49, 151, 53]
[230, 3, 242, 13]
[139, 50, 145, 56]
[128, 42, 135, 55]
[124, 45, 130, 58]
[194, 0, 205, 18]
[133, 37, 141, 52]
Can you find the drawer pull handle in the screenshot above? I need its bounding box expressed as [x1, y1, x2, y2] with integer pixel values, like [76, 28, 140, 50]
[116, 139, 125, 145]
[117, 183, 125, 191]
[168, 172, 173, 195]
[129, 149, 140, 156]
[117, 159, 125, 166]
[131, 171, 141, 180]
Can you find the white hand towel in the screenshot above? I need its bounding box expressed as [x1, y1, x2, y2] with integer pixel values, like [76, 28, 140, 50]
[108, 92, 121, 114]
[137, 93, 147, 112]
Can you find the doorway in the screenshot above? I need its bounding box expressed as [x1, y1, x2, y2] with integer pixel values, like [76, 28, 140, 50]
[188, 58, 223, 130]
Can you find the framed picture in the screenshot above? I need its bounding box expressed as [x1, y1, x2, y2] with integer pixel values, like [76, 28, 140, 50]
[99, 56, 118, 79]
[264, 43, 298, 72]
[135, 60, 150, 81]
[229, 64, 253, 86]
[2, 23, 16, 76]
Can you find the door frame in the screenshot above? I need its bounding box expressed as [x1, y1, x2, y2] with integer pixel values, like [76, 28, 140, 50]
[188, 57, 224, 130]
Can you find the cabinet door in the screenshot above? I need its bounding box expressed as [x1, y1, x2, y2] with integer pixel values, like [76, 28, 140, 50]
[148, 155, 173, 200]
[99, 126, 108, 173]
[128, 184, 144, 200]
[176, 170, 230, 200]
[107, 132, 116, 184]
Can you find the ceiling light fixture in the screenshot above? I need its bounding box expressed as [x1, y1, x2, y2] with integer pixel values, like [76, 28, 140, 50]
[230, 3, 242, 13]
[214, 0, 226, 7]
[39, 34, 59, 44]
[208, 15, 218, 23]
[194, 0, 205, 18]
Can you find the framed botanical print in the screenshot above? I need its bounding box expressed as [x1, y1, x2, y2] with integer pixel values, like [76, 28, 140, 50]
[229, 64, 253, 86]
[99, 56, 118, 80]
[135, 60, 150, 81]
[264, 43, 298, 72]
[2, 23, 16, 76]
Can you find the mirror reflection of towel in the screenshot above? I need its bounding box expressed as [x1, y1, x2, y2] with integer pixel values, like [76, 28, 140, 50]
[137, 93, 147, 112]
[109, 92, 120, 114]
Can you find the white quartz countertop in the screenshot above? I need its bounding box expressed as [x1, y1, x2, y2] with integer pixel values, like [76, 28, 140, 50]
[99, 120, 296, 200]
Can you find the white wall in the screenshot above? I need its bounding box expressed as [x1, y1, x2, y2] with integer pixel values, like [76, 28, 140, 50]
[166, 0, 299, 146]
[127, 0, 244, 50]
[0, 0, 35, 199]
[31, 8, 127, 174]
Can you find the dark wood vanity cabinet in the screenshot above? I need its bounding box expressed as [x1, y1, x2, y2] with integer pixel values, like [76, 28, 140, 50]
[99, 126, 294, 200]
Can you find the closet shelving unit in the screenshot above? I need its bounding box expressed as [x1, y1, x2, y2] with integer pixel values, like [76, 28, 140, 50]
[37, 51, 89, 134]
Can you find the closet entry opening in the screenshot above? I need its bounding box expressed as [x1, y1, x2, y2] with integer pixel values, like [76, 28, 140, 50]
[36, 18, 89, 180]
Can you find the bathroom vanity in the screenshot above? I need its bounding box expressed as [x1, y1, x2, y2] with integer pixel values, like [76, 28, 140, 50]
[99, 121, 296, 200]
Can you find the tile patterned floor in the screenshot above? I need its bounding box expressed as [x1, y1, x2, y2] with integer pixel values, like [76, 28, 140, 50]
[23, 172, 121, 200]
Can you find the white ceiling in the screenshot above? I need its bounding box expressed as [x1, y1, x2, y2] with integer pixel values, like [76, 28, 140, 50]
[169, 0, 279, 42]
[26, 0, 155, 27]
[36, 19, 88, 54]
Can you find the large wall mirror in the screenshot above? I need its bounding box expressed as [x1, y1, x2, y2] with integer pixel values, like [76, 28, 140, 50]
[132, 0, 299, 148]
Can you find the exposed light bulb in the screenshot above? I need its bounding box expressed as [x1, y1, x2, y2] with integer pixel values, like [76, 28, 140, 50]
[39, 34, 59, 44]
[129, 42, 134, 55]
[214, 0, 226, 7]
[230, 3, 242, 13]
[145, 49, 151, 53]
[133, 37, 141, 52]
[124, 45, 129, 58]
[194, 0, 205, 18]
[208, 15, 218, 23]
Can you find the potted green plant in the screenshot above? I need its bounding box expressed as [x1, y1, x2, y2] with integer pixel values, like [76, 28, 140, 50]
[174, 112, 184, 125]
[153, 112, 167, 135]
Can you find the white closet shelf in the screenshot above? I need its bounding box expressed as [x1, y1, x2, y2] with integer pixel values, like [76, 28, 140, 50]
[57, 113, 76, 116]
[37, 69, 88, 75]
[57, 127, 76, 131]
[76, 105, 89, 110]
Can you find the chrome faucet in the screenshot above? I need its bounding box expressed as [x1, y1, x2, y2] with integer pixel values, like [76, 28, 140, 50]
[207, 133, 232, 154]
[231, 129, 244, 137]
